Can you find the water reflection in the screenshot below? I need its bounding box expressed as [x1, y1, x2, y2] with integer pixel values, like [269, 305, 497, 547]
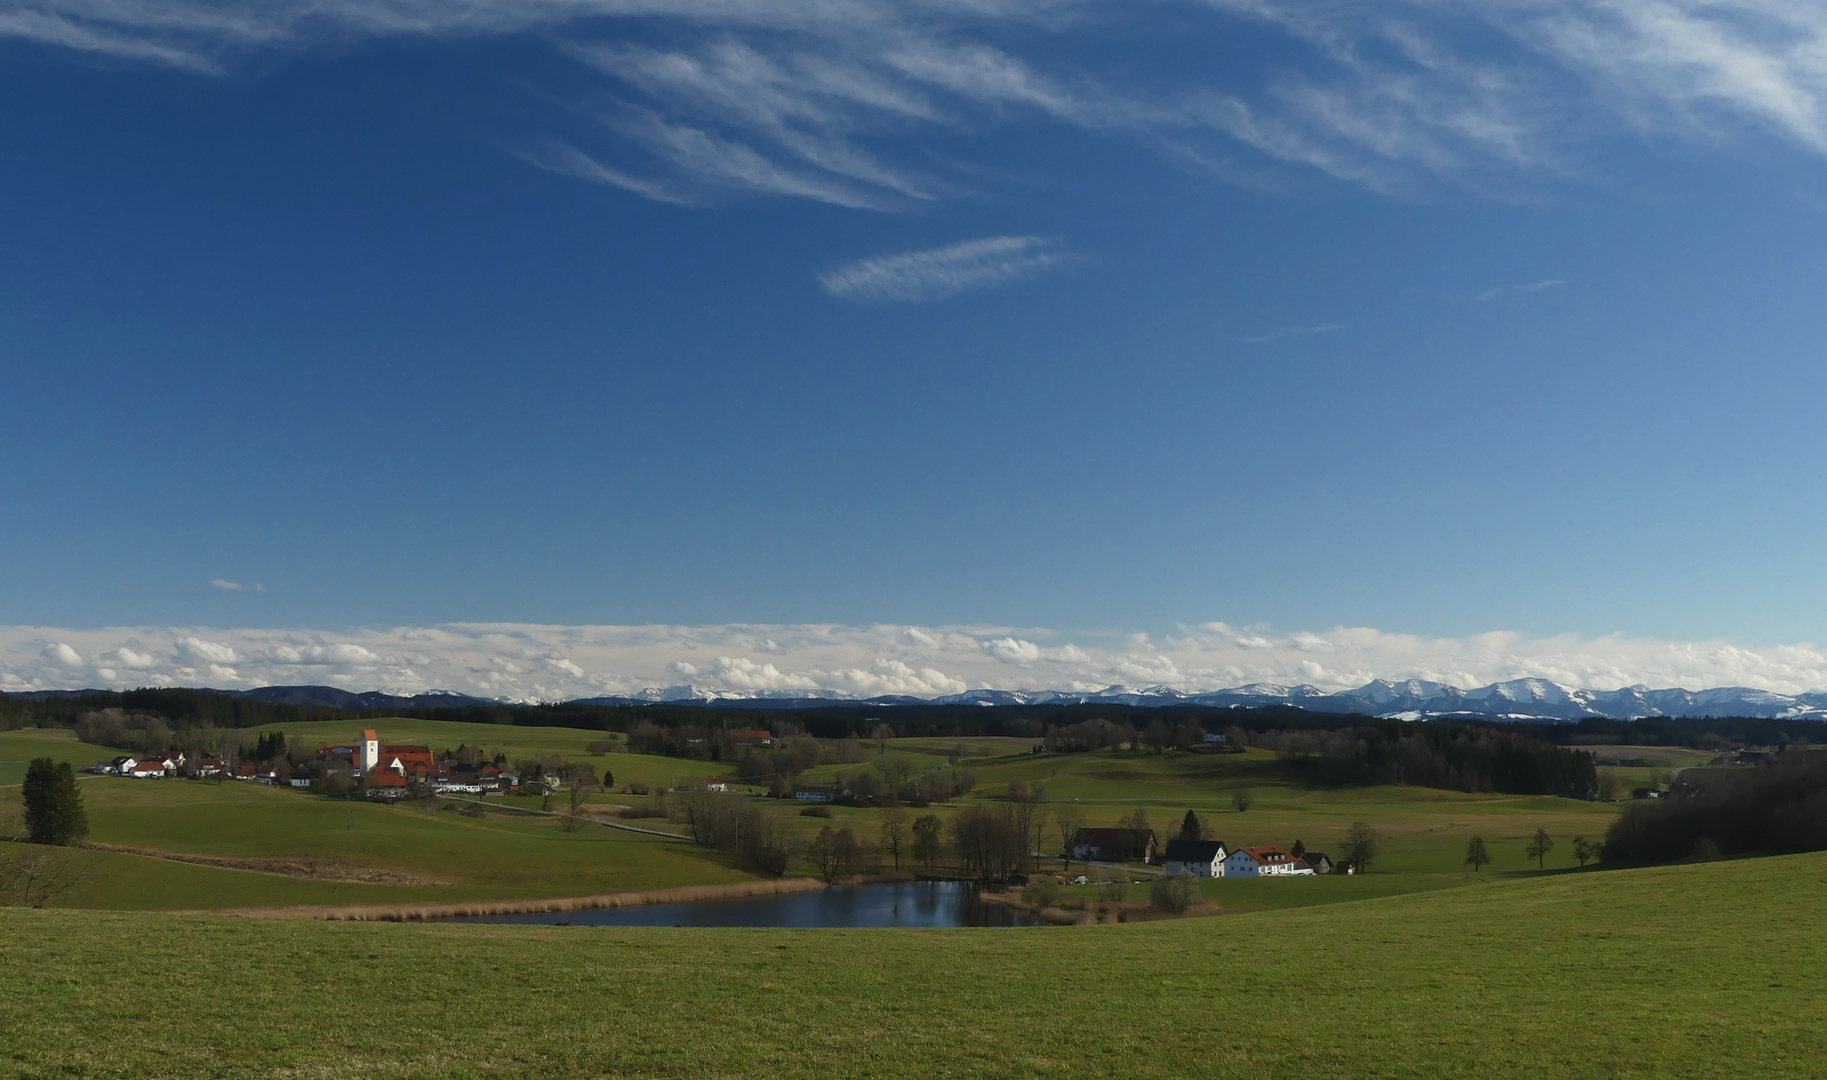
[443, 881, 1041, 928]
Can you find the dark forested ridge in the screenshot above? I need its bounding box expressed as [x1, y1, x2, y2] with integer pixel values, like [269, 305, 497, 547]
[1604, 749, 1827, 863]
[1253, 720, 1598, 795]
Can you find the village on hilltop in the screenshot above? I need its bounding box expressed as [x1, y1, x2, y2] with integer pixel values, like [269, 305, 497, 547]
[92, 728, 523, 799]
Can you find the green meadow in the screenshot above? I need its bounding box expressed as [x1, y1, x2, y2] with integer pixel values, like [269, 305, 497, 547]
[0, 728, 130, 787]
[3, 851, 1822, 1079]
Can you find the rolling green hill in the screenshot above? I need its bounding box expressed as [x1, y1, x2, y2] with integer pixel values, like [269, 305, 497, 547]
[0, 728, 132, 787]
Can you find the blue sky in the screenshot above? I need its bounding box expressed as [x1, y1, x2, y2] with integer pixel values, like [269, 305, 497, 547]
[6, 0, 1827, 697]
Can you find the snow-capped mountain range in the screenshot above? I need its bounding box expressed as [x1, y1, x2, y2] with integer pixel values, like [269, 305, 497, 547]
[581, 678, 1827, 721]
[22, 679, 1822, 721]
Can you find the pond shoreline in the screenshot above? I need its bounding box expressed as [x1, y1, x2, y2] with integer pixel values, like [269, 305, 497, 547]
[224, 877, 828, 922]
[428, 880, 1044, 928]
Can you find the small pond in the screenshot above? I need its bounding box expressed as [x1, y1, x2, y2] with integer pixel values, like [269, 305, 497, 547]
[442, 881, 1042, 928]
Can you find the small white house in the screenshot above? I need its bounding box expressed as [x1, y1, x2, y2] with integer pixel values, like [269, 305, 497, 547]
[128, 760, 167, 779]
[1224, 845, 1314, 877]
[1162, 839, 1229, 878]
[1202, 733, 1228, 745]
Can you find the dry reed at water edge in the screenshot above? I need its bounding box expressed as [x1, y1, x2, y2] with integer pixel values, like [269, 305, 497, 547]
[227, 878, 829, 922]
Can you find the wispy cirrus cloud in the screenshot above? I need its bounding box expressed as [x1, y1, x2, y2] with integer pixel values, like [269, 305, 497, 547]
[818, 235, 1070, 302]
[6, 1, 1827, 205]
[515, 139, 693, 205]
[209, 578, 263, 592]
[1472, 278, 1565, 302]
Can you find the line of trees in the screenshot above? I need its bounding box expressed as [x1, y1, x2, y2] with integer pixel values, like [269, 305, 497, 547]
[1043, 718, 1238, 754]
[1253, 721, 1597, 795]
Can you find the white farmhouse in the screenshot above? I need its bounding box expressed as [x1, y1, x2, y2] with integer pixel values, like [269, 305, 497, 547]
[1161, 839, 1229, 878]
[1223, 845, 1315, 877]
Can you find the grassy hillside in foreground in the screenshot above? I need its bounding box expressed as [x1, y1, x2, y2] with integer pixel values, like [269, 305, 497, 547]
[4, 853, 1824, 1079]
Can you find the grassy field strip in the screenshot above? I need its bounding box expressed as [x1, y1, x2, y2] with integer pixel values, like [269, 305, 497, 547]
[435, 794, 694, 841]
[251, 877, 830, 922]
[2, 853, 1821, 1078]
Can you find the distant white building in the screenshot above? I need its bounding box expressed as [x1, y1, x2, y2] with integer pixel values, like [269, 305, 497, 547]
[1202, 733, 1227, 744]
[1224, 845, 1314, 877]
[1162, 839, 1228, 877]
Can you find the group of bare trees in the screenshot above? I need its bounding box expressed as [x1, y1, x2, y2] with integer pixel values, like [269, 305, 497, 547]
[948, 805, 1028, 881]
[911, 814, 944, 869]
[671, 790, 792, 875]
[73, 708, 295, 768]
[806, 826, 865, 884]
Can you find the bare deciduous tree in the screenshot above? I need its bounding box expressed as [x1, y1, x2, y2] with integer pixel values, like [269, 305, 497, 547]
[559, 775, 598, 833]
[1, 806, 88, 908]
[879, 807, 908, 871]
[1054, 805, 1085, 872]
[1464, 835, 1490, 876]
[1340, 821, 1380, 874]
[912, 814, 944, 871]
[1525, 828, 1555, 869]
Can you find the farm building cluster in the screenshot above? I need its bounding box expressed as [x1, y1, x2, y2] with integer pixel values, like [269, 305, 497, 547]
[91, 729, 523, 799]
[1071, 828, 1341, 876]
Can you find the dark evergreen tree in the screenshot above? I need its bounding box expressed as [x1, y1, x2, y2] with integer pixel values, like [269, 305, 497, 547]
[22, 757, 89, 846]
[1178, 809, 1202, 841]
[1291, 838, 1306, 856]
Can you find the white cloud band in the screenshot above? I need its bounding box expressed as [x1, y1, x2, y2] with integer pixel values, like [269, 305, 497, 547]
[4, 621, 1827, 703]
